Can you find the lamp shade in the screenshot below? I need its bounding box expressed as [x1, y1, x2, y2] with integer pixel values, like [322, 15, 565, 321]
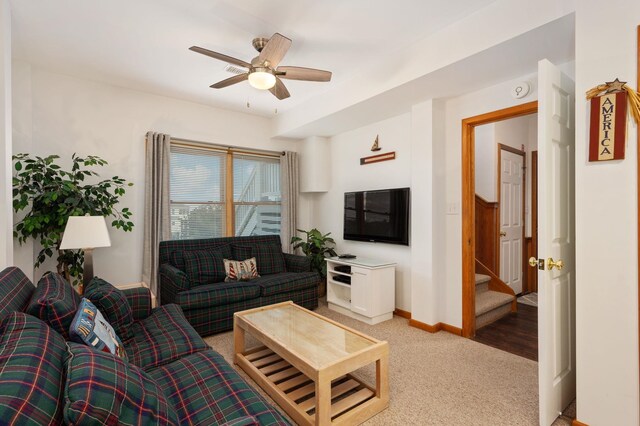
[60, 216, 111, 250]
[248, 70, 276, 90]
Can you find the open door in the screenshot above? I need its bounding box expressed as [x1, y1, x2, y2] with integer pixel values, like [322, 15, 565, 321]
[534, 59, 576, 425]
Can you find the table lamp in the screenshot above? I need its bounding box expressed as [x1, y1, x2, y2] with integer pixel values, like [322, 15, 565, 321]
[60, 215, 111, 292]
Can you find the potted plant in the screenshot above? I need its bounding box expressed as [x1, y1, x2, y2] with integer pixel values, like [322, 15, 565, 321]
[12, 153, 134, 289]
[291, 228, 337, 296]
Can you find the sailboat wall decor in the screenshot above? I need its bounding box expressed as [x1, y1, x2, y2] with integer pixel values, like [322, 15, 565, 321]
[371, 135, 381, 151]
[361, 135, 395, 165]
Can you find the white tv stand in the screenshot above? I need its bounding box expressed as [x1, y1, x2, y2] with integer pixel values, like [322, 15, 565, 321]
[325, 257, 396, 325]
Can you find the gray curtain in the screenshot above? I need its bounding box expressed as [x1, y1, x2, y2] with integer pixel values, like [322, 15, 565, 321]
[142, 132, 171, 300]
[280, 151, 298, 254]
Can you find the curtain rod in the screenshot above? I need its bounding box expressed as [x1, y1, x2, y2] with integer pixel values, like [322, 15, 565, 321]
[171, 137, 285, 158]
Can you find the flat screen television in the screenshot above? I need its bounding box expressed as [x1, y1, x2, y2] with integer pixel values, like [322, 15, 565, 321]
[343, 187, 410, 246]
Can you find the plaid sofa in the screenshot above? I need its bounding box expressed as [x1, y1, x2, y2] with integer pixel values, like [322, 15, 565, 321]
[159, 235, 319, 336]
[0, 267, 290, 425]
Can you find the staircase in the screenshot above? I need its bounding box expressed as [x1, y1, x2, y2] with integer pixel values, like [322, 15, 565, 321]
[475, 272, 516, 329]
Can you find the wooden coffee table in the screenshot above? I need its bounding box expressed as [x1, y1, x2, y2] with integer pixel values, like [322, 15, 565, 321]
[234, 301, 389, 425]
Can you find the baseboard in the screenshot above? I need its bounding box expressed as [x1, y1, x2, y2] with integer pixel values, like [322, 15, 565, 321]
[408, 319, 462, 336]
[439, 323, 463, 336]
[393, 308, 411, 319]
[409, 319, 440, 333]
[572, 420, 588, 426]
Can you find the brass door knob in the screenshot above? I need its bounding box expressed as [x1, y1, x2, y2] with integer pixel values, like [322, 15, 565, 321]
[528, 257, 538, 267]
[547, 258, 564, 271]
[500, 231, 507, 237]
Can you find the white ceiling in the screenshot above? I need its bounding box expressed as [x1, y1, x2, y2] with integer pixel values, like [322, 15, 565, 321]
[10, 0, 498, 117]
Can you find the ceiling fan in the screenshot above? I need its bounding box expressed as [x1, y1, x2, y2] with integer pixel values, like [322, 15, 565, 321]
[189, 33, 332, 100]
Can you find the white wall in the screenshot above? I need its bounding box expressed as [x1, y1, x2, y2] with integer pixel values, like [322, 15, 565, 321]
[410, 99, 446, 325]
[299, 136, 330, 193]
[309, 113, 413, 310]
[12, 63, 298, 284]
[0, 0, 11, 269]
[474, 123, 496, 201]
[574, 1, 639, 424]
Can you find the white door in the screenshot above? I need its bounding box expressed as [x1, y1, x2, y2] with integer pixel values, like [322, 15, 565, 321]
[499, 148, 524, 294]
[536, 58, 576, 426]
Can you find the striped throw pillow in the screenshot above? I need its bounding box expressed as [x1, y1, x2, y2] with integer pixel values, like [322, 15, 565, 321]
[223, 258, 260, 282]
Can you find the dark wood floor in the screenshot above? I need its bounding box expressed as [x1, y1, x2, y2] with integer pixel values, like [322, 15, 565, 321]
[472, 303, 538, 361]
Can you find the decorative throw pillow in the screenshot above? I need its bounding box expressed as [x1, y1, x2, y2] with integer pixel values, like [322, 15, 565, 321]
[223, 258, 260, 282]
[64, 342, 178, 425]
[231, 244, 253, 261]
[169, 250, 185, 270]
[253, 244, 287, 275]
[84, 277, 134, 340]
[232, 244, 286, 275]
[183, 245, 232, 286]
[0, 312, 68, 425]
[26, 272, 81, 340]
[69, 298, 128, 360]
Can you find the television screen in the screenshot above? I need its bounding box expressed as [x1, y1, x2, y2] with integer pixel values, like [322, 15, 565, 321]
[344, 188, 410, 245]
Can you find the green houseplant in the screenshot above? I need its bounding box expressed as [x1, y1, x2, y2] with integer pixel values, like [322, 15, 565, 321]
[291, 228, 337, 296]
[12, 153, 134, 287]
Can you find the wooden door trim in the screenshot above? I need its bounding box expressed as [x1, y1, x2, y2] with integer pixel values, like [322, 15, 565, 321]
[496, 143, 526, 293]
[530, 151, 538, 293]
[461, 101, 538, 338]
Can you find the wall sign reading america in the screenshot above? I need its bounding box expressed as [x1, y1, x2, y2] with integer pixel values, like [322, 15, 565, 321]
[589, 90, 627, 161]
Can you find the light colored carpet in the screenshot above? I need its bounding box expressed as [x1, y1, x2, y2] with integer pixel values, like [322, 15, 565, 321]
[204, 301, 572, 425]
[518, 292, 539, 308]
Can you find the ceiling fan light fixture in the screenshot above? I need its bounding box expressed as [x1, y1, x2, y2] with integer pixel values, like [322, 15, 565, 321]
[248, 69, 276, 90]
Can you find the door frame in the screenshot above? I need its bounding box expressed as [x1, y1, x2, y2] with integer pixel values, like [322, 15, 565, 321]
[496, 143, 526, 293]
[636, 24, 639, 395]
[461, 101, 538, 338]
[529, 151, 538, 293]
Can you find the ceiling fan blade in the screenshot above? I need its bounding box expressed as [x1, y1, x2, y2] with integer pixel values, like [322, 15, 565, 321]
[258, 33, 292, 68]
[277, 66, 332, 82]
[269, 77, 290, 100]
[210, 73, 248, 89]
[190, 46, 251, 69]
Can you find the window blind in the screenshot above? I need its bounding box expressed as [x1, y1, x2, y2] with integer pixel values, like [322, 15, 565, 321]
[170, 146, 226, 239]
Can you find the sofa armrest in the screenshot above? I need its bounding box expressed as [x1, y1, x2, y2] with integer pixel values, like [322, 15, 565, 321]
[159, 263, 190, 306]
[121, 287, 152, 321]
[284, 253, 311, 272]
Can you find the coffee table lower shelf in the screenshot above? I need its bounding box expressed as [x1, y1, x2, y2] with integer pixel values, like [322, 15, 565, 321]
[235, 346, 383, 425]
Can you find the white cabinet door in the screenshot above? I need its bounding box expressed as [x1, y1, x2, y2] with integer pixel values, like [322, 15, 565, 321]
[350, 268, 370, 316]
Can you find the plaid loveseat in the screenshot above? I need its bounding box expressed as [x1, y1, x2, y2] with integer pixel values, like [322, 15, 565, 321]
[0, 267, 290, 425]
[159, 235, 319, 336]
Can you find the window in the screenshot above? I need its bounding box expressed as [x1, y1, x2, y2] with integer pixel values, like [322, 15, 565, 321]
[170, 145, 281, 240]
[233, 154, 281, 237]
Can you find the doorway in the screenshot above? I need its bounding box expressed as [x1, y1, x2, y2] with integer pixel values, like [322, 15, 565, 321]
[468, 109, 539, 360]
[461, 101, 538, 338]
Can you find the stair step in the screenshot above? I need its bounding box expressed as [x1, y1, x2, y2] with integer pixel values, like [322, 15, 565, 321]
[475, 273, 491, 293]
[475, 290, 514, 317]
[475, 274, 491, 285]
[475, 290, 515, 330]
